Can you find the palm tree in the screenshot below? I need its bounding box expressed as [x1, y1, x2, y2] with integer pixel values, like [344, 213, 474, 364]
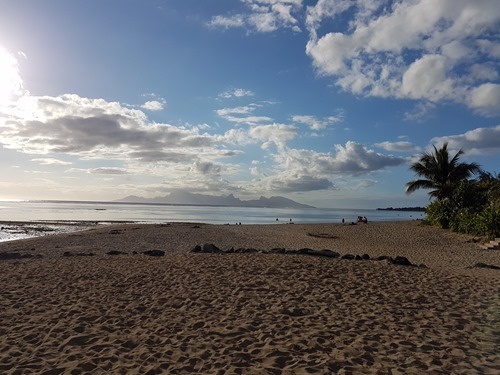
[406, 143, 480, 201]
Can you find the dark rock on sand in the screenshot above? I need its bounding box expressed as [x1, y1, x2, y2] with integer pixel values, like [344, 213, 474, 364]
[142, 250, 165, 257]
[391, 256, 414, 266]
[362, 254, 370, 260]
[203, 244, 221, 253]
[190, 245, 202, 253]
[270, 248, 286, 254]
[376, 255, 393, 262]
[341, 254, 355, 260]
[471, 262, 500, 270]
[297, 248, 314, 254]
[307, 249, 340, 258]
[63, 252, 95, 257]
[190, 244, 222, 253]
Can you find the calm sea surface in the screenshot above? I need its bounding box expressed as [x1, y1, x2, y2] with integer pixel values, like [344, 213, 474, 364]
[0, 201, 425, 224]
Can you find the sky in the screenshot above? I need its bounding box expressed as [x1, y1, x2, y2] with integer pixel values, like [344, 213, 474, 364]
[0, 0, 499, 209]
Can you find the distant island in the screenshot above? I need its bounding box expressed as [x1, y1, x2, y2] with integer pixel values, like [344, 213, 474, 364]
[116, 190, 315, 209]
[377, 206, 426, 212]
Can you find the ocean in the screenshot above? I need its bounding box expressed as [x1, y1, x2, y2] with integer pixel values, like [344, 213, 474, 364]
[0, 200, 425, 224]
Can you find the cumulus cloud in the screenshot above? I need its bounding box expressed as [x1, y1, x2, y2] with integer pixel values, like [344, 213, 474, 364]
[216, 104, 273, 125]
[218, 88, 255, 99]
[244, 141, 405, 194]
[209, 15, 245, 29]
[89, 168, 128, 175]
[0, 46, 26, 104]
[31, 158, 72, 166]
[190, 161, 222, 176]
[431, 125, 500, 156]
[141, 99, 166, 111]
[374, 141, 419, 153]
[468, 83, 500, 116]
[209, 0, 303, 33]
[263, 173, 334, 192]
[305, 0, 500, 115]
[249, 124, 297, 149]
[0, 94, 230, 162]
[292, 113, 343, 130]
[275, 141, 405, 177]
[404, 101, 436, 123]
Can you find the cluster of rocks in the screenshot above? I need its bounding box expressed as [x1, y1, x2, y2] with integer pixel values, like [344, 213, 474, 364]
[190, 244, 428, 268]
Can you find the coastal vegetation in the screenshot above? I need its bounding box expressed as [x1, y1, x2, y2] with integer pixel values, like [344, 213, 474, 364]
[406, 143, 500, 238]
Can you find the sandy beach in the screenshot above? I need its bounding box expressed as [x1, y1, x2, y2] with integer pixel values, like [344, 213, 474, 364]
[1, 221, 499, 374]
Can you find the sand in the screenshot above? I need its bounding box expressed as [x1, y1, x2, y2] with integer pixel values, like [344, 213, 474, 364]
[0, 221, 499, 374]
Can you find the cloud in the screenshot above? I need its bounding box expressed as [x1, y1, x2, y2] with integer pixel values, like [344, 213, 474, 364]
[263, 173, 334, 192]
[209, 15, 245, 29]
[244, 141, 405, 194]
[218, 88, 255, 99]
[141, 99, 166, 111]
[89, 168, 129, 175]
[0, 46, 26, 104]
[249, 124, 297, 149]
[190, 161, 222, 176]
[292, 113, 343, 130]
[31, 158, 72, 166]
[468, 83, 500, 116]
[275, 141, 405, 176]
[401, 54, 457, 102]
[374, 141, 419, 153]
[430, 125, 500, 156]
[0, 94, 230, 163]
[404, 101, 436, 123]
[305, 0, 500, 114]
[209, 0, 303, 33]
[216, 104, 273, 125]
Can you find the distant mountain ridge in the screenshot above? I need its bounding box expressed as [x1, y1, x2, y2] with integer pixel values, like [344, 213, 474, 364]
[116, 190, 315, 209]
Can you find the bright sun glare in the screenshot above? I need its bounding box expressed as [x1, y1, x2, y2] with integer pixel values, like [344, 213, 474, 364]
[0, 46, 23, 106]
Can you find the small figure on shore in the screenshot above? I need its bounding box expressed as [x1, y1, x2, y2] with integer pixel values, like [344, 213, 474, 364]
[342, 218, 345, 224]
[276, 218, 279, 222]
[357, 216, 368, 224]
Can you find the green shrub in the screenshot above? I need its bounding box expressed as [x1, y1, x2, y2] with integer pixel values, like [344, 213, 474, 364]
[478, 206, 500, 239]
[449, 208, 480, 234]
[425, 200, 452, 229]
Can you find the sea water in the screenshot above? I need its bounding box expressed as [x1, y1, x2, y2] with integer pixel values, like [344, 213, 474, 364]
[0, 200, 425, 225]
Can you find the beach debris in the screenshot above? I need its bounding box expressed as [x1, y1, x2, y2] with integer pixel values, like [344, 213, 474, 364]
[306, 232, 339, 239]
[142, 250, 165, 257]
[109, 229, 123, 235]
